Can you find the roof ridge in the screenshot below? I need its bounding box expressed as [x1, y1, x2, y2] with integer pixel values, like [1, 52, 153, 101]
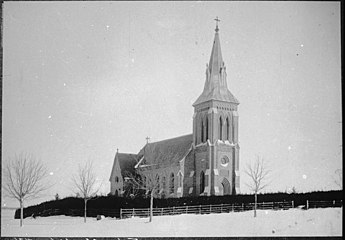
[117, 152, 137, 156]
[147, 133, 193, 145]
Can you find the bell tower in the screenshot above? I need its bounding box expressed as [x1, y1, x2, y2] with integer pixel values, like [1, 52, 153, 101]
[192, 18, 240, 196]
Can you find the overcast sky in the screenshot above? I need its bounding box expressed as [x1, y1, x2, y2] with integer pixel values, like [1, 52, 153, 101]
[2, 1, 341, 207]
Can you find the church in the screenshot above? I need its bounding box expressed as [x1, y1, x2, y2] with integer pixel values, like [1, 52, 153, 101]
[110, 21, 240, 198]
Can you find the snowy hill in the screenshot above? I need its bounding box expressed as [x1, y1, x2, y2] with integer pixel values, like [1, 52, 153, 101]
[1, 207, 342, 237]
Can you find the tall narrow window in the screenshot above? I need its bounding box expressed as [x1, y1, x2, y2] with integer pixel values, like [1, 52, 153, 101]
[200, 171, 205, 194]
[226, 118, 230, 141]
[178, 172, 183, 187]
[219, 117, 223, 140]
[162, 176, 166, 198]
[156, 175, 160, 192]
[206, 117, 209, 141]
[170, 173, 175, 194]
[195, 123, 198, 144]
[232, 122, 235, 143]
[201, 120, 204, 143]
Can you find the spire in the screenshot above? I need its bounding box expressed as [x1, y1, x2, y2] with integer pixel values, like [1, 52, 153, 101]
[208, 17, 223, 78]
[193, 19, 239, 106]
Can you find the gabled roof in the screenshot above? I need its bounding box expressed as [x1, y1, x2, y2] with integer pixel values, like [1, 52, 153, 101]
[193, 28, 239, 106]
[137, 134, 193, 168]
[109, 152, 138, 180]
[118, 153, 138, 176]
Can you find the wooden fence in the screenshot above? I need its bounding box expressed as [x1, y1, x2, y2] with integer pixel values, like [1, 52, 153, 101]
[120, 201, 293, 219]
[120, 199, 343, 219]
[306, 200, 342, 209]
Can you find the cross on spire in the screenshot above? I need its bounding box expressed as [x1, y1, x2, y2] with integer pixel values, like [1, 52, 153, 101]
[146, 136, 150, 144]
[214, 16, 220, 32]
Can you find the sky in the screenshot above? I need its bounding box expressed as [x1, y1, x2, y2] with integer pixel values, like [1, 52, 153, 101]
[2, 1, 342, 207]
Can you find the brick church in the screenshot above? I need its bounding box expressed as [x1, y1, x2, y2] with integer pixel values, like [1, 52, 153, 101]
[110, 21, 240, 198]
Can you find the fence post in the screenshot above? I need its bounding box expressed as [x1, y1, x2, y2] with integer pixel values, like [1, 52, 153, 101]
[221, 204, 223, 213]
[120, 209, 122, 219]
[292, 201, 294, 209]
[186, 206, 188, 214]
[132, 208, 135, 217]
[232, 204, 234, 212]
[242, 203, 244, 211]
[333, 200, 335, 206]
[210, 205, 212, 213]
[306, 200, 309, 210]
[173, 206, 175, 215]
[161, 208, 163, 216]
[199, 205, 201, 214]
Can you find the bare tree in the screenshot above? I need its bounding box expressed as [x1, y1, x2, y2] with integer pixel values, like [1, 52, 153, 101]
[3, 152, 50, 227]
[244, 156, 271, 217]
[124, 168, 161, 222]
[72, 161, 101, 223]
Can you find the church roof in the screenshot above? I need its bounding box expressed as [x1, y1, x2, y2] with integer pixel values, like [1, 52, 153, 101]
[193, 27, 239, 106]
[117, 153, 138, 176]
[137, 134, 193, 168]
[110, 152, 138, 181]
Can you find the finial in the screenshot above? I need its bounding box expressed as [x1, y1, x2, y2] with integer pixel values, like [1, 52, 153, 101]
[146, 136, 150, 144]
[116, 148, 119, 153]
[214, 16, 220, 32]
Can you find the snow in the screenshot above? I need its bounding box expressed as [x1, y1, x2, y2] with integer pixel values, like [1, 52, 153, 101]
[1, 207, 342, 237]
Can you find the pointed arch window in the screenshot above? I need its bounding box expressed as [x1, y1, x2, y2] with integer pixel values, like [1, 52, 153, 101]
[219, 117, 223, 140]
[232, 122, 235, 143]
[195, 124, 198, 144]
[156, 175, 160, 192]
[206, 116, 209, 141]
[201, 120, 204, 143]
[226, 117, 230, 141]
[200, 171, 205, 194]
[162, 176, 166, 198]
[169, 173, 175, 194]
[178, 171, 183, 188]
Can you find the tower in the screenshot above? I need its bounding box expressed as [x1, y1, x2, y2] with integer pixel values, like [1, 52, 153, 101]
[192, 19, 240, 196]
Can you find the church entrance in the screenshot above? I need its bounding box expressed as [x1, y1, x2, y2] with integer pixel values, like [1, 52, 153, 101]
[221, 178, 231, 195]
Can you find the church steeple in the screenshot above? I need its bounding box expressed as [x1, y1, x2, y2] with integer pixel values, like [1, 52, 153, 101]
[193, 20, 239, 106]
[208, 17, 223, 76]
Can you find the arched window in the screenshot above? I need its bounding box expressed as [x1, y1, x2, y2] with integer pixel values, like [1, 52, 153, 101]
[200, 171, 205, 194]
[226, 117, 230, 140]
[219, 117, 223, 140]
[170, 173, 174, 194]
[162, 176, 166, 198]
[201, 120, 204, 143]
[156, 175, 160, 193]
[115, 176, 119, 183]
[206, 116, 209, 141]
[178, 172, 183, 187]
[232, 122, 235, 143]
[222, 178, 231, 195]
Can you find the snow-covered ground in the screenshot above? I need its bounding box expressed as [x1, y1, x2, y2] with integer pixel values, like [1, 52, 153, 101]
[1, 207, 342, 237]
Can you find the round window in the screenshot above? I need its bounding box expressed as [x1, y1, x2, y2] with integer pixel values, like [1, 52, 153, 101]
[220, 156, 230, 166]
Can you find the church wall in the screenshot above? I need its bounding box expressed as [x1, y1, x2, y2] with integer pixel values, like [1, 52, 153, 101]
[213, 143, 235, 195]
[194, 145, 210, 196]
[141, 165, 181, 198]
[109, 156, 124, 197]
[182, 149, 196, 196]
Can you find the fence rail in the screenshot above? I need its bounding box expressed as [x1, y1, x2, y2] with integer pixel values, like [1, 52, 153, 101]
[120, 201, 294, 219]
[120, 200, 342, 219]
